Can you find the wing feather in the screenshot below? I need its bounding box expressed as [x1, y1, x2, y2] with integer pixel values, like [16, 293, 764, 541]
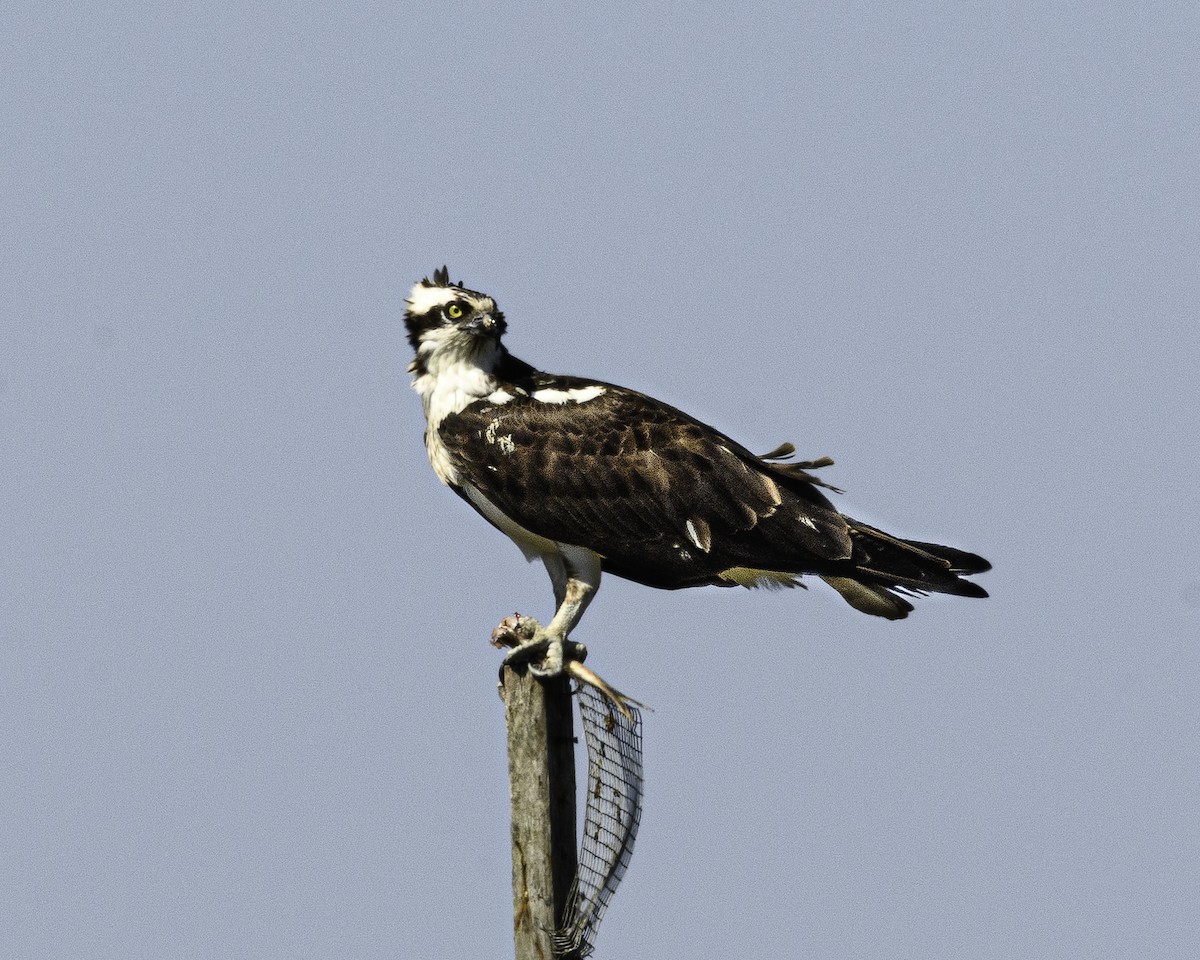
[437, 382, 851, 586]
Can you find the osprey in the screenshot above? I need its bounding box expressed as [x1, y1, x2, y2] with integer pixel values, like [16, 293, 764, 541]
[405, 267, 990, 677]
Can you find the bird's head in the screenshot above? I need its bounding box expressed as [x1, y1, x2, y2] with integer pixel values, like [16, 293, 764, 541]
[404, 266, 506, 365]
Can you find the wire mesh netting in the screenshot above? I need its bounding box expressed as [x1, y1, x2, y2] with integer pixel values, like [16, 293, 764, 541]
[552, 684, 645, 959]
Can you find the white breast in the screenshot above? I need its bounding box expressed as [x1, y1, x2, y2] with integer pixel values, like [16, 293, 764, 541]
[411, 340, 501, 487]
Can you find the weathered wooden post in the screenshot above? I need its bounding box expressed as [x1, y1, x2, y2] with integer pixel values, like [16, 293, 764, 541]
[502, 665, 579, 959]
[494, 613, 644, 959]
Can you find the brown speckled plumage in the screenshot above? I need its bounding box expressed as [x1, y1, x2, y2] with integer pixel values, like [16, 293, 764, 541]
[405, 268, 990, 631]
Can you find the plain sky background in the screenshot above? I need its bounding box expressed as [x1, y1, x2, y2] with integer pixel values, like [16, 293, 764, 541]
[3, 1, 1198, 957]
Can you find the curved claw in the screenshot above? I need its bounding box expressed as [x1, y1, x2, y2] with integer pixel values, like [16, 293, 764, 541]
[513, 634, 588, 678]
[525, 634, 564, 678]
[495, 618, 587, 679]
[491, 613, 643, 719]
[502, 635, 550, 668]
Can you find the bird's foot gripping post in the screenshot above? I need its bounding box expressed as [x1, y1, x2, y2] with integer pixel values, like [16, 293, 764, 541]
[496, 617, 586, 680]
[492, 615, 641, 720]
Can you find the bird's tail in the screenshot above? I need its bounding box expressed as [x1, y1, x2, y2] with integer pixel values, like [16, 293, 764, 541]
[822, 520, 991, 620]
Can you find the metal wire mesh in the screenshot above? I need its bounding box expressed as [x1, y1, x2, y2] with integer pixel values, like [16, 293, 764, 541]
[552, 684, 644, 959]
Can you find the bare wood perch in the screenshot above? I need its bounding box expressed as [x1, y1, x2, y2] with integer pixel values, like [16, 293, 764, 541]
[501, 663, 578, 959]
[494, 614, 646, 959]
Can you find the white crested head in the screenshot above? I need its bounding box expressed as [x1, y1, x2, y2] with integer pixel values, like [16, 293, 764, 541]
[403, 267, 506, 371]
[405, 279, 483, 318]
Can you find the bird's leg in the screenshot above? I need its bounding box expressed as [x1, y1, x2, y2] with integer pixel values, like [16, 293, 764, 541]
[501, 547, 600, 678]
[502, 577, 595, 676]
[528, 576, 595, 676]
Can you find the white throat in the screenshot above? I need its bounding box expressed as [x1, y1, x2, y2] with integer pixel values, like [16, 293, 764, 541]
[411, 333, 502, 485]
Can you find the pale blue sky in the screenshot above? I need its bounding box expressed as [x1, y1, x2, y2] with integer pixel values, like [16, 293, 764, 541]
[3, 2, 1198, 957]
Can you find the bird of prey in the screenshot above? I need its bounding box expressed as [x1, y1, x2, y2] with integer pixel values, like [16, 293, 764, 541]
[404, 267, 990, 677]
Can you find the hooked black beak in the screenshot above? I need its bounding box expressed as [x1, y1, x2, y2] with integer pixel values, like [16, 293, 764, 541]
[462, 313, 497, 336]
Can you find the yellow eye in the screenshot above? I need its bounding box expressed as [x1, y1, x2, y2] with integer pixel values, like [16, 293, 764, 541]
[445, 301, 466, 320]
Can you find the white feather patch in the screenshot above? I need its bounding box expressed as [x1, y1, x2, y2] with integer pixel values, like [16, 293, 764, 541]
[406, 282, 497, 319]
[531, 385, 607, 404]
[685, 517, 712, 552]
[406, 282, 459, 316]
[484, 419, 516, 454]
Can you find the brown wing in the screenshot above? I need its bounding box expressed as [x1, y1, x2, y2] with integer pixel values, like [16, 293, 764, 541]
[437, 382, 853, 589]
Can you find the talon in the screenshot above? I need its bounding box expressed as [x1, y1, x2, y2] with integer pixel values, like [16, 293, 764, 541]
[500, 631, 587, 679]
[492, 615, 643, 719]
[502, 635, 551, 669]
[526, 633, 564, 678]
